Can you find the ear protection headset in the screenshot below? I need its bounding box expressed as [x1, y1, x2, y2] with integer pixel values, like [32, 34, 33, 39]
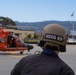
[38, 40, 46, 48]
[38, 40, 66, 52]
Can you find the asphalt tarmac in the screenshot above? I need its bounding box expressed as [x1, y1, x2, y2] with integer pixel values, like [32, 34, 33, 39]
[0, 44, 76, 75]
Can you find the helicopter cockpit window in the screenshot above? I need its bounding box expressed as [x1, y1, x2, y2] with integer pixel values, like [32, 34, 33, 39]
[8, 32, 14, 36]
[0, 37, 4, 43]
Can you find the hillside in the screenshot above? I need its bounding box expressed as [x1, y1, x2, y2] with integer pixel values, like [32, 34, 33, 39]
[15, 20, 76, 34]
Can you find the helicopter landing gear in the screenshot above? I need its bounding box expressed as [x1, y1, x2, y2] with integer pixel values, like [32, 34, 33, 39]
[28, 49, 30, 52]
[20, 50, 24, 54]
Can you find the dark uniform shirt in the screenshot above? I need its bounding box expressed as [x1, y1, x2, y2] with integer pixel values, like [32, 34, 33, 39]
[11, 48, 75, 75]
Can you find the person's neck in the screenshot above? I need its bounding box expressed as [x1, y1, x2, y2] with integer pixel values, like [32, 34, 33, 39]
[54, 51, 59, 55]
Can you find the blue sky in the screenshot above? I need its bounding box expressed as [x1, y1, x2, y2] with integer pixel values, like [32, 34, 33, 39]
[0, 0, 76, 22]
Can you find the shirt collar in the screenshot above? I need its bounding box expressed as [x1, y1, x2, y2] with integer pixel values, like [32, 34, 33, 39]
[41, 48, 59, 57]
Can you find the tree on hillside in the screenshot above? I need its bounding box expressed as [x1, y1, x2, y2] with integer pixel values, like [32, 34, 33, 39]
[0, 16, 16, 28]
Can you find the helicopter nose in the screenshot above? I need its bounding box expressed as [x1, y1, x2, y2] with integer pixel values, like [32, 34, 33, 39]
[27, 44, 34, 50]
[23, 43, 34, 51]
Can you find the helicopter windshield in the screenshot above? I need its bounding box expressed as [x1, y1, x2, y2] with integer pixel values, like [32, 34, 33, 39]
[0, 37, 4, 43]
[14, 36, 28, 46]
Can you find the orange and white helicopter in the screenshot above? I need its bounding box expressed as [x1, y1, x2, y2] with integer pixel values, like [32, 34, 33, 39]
[0, 26, 33, 54]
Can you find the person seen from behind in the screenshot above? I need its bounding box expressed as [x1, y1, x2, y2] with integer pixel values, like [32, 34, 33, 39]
[11, 24, 75, 75]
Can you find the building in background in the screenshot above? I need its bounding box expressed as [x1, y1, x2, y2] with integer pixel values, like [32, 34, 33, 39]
[4, 29, 35, 41]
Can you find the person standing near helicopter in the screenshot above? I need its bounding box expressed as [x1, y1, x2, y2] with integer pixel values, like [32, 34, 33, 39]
[11, 24, 75, 75]
[7, 32, 17, 47]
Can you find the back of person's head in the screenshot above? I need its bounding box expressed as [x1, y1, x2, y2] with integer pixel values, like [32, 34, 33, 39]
[38, 24, 68, 52]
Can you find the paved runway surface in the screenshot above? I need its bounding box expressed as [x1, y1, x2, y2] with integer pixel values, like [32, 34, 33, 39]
[0, 44, 76, 75]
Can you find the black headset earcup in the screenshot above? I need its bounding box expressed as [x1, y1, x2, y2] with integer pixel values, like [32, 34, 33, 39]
[60, 45, 66, 52]
[38, 40, 46, 47]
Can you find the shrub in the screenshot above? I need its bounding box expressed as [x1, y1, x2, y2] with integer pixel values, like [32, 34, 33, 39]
[34, 33, 39, 38]
[27, 34, 31, 38]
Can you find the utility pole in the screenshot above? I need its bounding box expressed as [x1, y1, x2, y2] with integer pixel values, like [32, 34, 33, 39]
[71, 12, 74, 30]
[71, 12, 75, 39]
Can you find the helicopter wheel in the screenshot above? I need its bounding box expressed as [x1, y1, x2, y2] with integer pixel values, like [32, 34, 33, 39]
[28, 49, 30, 52]
[20, 51, 24, 54]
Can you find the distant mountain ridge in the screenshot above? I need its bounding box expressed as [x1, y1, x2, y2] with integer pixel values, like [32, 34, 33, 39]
[15, 20, 76, 34]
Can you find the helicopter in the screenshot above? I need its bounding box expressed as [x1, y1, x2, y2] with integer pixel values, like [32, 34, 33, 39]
[0, 26, 33, 54]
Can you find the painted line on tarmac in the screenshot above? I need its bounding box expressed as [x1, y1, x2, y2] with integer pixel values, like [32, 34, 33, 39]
[10, 55, 27, 58]
[9, 52, 27, 58]
[10, 52, 18, 54]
